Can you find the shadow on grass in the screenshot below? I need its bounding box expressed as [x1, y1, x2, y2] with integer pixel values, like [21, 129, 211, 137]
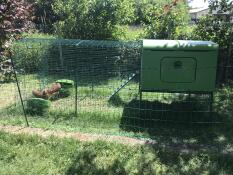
[117, 97, 233, 173]
[120, 98, 218, 129]
[119, 97, 233, 153]
[64, 136, 233, 175]
[108, 94, 126, 107]
[66, 148, 127, 175]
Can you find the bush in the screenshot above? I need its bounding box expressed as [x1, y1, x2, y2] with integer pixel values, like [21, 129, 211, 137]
[134, 0, 155, 25]
[215, 87, 233, 117]
[29, 0, 59, 33]
[52, 0, 136, 39]
[11, 33, 55, 73]
[0, 0, 34, 51]
[0, 0, 34, 82]
[143, 0, 190, 39]
[192, 0, 233, 84]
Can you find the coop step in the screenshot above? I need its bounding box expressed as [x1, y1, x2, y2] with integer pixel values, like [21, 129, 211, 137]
[108, 73, 136, 100]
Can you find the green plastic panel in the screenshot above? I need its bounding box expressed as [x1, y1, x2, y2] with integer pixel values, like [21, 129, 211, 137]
[141, 40, 219, 92]
[161, 57, 197, 83]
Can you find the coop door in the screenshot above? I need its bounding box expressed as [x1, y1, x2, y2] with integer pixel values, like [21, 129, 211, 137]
[160, 57, 197, 83]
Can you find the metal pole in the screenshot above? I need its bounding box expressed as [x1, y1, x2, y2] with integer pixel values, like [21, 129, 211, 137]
[188, 93, 192, 123]
[91, 57, 94, 98]
[75, 70, 78, 116]
[209, 92, 214, 119]
[10, 52, 29, 127]
[59, 43, 64, 70]
[139, 90, 143, 130]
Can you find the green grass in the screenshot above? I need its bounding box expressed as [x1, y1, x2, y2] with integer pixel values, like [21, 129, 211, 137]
[0, 131, 233, 175]
[0, 74, 181, 137]
[0, 74, 138, 136]
[1, 74, 233, 156]
[0, 82, 17, 109]
[116, 25, 144, 40]
[22, 32, 57, 39]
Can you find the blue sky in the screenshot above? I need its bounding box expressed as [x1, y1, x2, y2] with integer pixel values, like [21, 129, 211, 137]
[189, 0, 233, 8]
[189, 0, 209, 8]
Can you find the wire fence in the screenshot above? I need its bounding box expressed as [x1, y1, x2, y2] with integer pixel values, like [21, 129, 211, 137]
[0, 38, 232, 137]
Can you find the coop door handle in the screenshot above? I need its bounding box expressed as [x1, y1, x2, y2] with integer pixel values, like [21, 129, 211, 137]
[174, 61, 183, 69]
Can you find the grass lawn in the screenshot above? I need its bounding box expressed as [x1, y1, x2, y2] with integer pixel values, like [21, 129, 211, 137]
[1, 28, 232, 174]
[0, 131, 233, 175]
[0, 74, 176, 136]
[0, 74, 219, 134]
[1, 74, 233, 168]
[0, 74, 136, 135]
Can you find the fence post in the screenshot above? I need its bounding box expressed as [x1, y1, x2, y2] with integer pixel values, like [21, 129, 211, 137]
[225, 45, 232, 82]
[10, 52, 29, 127]
[59, 42, 64, 70]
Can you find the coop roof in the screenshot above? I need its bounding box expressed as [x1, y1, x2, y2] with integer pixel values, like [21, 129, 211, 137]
[143, 40, 218, 51]
[19, 38, 141, 49]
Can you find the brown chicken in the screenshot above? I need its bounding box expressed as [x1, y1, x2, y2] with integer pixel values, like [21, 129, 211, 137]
[32, 83, 61, 99]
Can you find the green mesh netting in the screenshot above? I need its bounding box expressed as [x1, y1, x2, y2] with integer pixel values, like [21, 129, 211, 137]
[0, 38, 224, 138]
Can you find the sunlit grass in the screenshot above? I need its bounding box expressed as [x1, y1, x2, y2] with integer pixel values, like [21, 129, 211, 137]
[0, 73, 176, 137]
[0, 131, 233, 175]
[116, 25, 144, 41]
[0, 82, 17, 109]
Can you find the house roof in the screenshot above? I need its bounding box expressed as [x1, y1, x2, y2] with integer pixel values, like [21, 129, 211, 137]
[189, 7, 209, 14]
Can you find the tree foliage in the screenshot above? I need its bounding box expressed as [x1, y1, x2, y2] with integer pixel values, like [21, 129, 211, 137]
[143, 0, 190, 39]
[193, 0, 233, 48]
[0, 0, 34, 52]
[192, 0, 233, 83]
[29, 0, 58, 33]
[0, 0, 34, 82]
[52, 0, 136, 39]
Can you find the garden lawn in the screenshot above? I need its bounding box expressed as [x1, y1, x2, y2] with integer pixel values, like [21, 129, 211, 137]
[1, 74, 233, 168]
[0, 131, 233, 175]
[0, 74, 173, 137]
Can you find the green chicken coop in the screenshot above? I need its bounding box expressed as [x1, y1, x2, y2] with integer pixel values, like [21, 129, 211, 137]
[140, 40, 219, 93]
[12, 38, 219, 124]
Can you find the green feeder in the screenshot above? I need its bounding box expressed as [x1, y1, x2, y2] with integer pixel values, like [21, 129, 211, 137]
[56, 79, 74, 97]
[26, 98, 51, 116]
[58, 88, 72, 97]
[56, 79, 74, 87]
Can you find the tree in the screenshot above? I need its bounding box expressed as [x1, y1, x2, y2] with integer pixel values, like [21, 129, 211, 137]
[28, 0, 59, 33]
[193, 0, 233, 83]
[193, 0, 233, 48]
[143, 0, 190, 39]
[0, 0, 34, 82]
[0, 0, 34, 50]
[52, 0, 136, 40]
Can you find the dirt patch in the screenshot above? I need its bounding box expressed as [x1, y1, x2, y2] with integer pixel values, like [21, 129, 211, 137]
[1, 125, 231, 155]
[0, 125, 157, 146]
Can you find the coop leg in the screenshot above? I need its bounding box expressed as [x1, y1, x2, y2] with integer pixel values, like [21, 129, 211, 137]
[188, 93, 192, 123]
[188, 93, 191, 100]
[139, 91, 142, 109]
[139, 90, 143, 130]
[209, 92, 214, 119]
